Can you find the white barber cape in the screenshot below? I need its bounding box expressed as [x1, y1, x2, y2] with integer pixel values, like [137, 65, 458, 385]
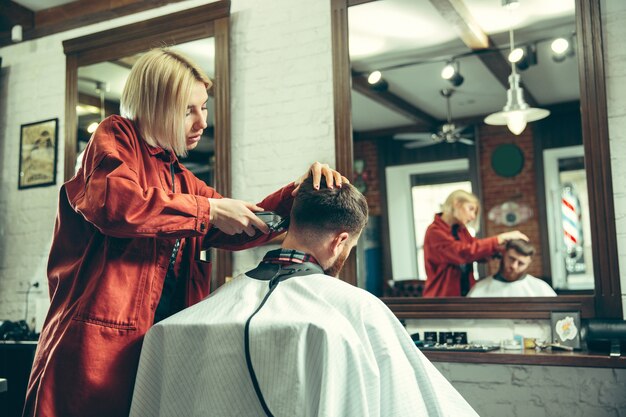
[130, 273, 478, 417]
[467, 274, 557, 297]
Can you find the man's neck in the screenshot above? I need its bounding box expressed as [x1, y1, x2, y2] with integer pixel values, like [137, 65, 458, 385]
[281, 235, 325, 269]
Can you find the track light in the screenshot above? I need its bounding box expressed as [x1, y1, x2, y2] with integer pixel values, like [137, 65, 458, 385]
[11, 25, 23, 43]
[508, 44, 537, 71]
[441, 61, 464, 87]
[551, 37, 573, 62]
[367, 70, 388, 92]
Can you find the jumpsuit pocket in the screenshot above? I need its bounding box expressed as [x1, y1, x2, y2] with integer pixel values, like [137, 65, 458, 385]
[73, 238, 150, 330]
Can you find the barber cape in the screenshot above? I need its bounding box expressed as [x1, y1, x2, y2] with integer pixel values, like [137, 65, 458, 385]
[467, 274, 557, 297]
[130, 270, 478, 417]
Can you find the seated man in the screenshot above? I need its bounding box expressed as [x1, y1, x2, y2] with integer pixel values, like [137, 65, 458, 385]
[129, 177, 478, 417]
[468, 239, 557, 297]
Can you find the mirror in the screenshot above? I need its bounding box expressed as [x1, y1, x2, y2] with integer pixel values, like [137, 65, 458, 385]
[331, 0, 622, 318]
[63, 1, 233, 284]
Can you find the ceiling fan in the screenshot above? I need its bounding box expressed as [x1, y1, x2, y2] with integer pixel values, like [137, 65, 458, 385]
[393, 88, 474, 148]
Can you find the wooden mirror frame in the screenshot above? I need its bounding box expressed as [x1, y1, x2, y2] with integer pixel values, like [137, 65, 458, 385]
[62, 1, 233, 283]
[331, 0, 623, 319]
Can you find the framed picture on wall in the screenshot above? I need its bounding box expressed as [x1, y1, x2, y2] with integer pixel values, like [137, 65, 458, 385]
[18, 118, 58, 189]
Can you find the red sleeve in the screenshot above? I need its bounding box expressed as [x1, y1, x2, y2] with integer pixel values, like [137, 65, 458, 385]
[424, 225, 499, 265]
[66, 119, 213, 239]
[202, 182, 297, 250]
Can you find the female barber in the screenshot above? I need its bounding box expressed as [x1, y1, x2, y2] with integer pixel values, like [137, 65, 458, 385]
[422, 189, 527, 298]
[23, 48, 347, 417]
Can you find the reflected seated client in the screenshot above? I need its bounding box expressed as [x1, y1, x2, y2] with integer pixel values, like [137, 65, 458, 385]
[468, 239, 557, 297]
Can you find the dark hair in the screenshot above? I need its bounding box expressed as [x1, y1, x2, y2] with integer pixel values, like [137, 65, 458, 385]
[506, 239, 535, 257]
[290, 176, 368, 236]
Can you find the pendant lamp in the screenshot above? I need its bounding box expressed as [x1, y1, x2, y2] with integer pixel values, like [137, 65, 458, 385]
[484, 28, 549, 135]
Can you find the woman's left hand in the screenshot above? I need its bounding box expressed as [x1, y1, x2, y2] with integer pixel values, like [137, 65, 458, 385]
[292, 162, 350, 196]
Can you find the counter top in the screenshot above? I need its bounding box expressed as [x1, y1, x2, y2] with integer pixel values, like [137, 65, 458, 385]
[422, 347, 626, 368]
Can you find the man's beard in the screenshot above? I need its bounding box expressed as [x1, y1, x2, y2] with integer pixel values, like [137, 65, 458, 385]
[324, 249, 350, 277]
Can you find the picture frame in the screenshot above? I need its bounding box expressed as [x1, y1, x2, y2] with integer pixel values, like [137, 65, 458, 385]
[18, 118, 58, 189]
[550, 310, 582, 350]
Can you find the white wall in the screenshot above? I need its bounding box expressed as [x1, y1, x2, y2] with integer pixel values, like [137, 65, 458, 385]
[229, 0, 335, 275]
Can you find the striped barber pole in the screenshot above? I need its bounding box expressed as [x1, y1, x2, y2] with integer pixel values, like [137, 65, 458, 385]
[561, 183, 582, 256]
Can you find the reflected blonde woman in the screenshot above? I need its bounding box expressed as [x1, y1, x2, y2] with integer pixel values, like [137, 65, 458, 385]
[422, 189, 527, 297]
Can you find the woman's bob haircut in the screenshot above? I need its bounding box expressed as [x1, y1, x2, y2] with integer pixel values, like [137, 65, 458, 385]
[120, 48, 212, 156]
[441, 189, 480, 224]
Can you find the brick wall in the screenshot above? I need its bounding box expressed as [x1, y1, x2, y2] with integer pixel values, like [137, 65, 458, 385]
[353, 139, 381, 215]
[478, 124, 543, 277]
[229, 0, 335, 275]
[435, 362, 626, 417]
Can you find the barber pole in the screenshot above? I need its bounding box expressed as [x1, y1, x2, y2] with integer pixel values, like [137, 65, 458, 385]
[561, 183, 584, 271]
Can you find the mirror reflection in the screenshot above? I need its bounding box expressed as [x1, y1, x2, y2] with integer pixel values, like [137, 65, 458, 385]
[76, 38, 216, 184]
[349, 0, 592, 298]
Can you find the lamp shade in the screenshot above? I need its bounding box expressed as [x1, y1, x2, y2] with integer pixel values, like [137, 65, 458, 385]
[484, 73, 550, 135]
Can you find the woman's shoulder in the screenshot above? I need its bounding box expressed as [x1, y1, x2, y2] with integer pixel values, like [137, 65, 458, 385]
[100, 115, 137, 135]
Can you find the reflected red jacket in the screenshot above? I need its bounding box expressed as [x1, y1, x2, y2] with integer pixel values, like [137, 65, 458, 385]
[422, 214, 499, 297]
[23, 115, 295, 417]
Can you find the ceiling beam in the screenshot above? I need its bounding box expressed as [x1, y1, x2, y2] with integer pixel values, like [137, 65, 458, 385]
[428, 0, 488, 49]
[428, 0, 539, 107]
[352, 73, 438, 128]
[0, 0, 191, 47]
[0, 0, 34, 32]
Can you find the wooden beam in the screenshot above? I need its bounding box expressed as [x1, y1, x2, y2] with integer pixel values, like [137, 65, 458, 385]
[429, 0, 488, 49]
[355, 101, 581, 141]
[0, 0, 192, 47]
[353, 74, 438, 127]
[0, 0, 34, 33]
[429, 0, 539, 107]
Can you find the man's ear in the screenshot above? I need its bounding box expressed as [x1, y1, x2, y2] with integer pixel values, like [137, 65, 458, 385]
[330, 232, 350, 256]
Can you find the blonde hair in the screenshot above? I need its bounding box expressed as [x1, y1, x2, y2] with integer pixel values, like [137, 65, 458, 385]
[120, 48, 212, 156]
[441, 189, 480, 218]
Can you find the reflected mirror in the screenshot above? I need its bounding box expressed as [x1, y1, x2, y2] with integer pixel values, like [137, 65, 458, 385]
[347, 0, 592, 300]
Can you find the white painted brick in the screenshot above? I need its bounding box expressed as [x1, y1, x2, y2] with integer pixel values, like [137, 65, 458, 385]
[602, 0, 626, 16]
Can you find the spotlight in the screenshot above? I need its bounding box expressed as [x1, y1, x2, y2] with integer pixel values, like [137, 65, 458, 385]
[87, 122, 99, 134]
[366, 70, 388, 92]
[511, 44, 537, 71]
[11, 25, 23, 43]
[441, 61, 464, 87]
[367, 71, 382, 85]
[551, 37, 573, 62]
[508, 47, 524, 63]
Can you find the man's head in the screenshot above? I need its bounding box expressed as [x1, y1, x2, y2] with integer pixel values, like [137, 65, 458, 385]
[286, 176, 368, 277]
[499, 239, 535, 282]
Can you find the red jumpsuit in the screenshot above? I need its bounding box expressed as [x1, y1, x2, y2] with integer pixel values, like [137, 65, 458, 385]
[422, 214, 499, 297]
[23, 115, 295, 417]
